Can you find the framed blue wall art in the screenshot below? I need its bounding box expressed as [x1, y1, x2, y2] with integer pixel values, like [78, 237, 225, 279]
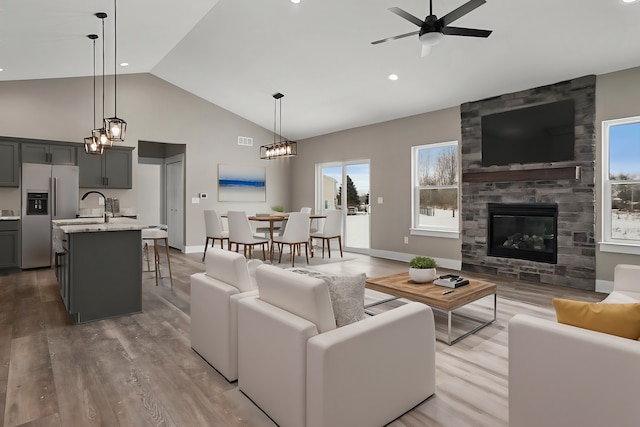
[218, 164, 266, 202]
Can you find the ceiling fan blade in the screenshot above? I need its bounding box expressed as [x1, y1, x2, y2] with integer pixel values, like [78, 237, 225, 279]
[437, 0, 486, 28]
[388, 7, 424, 27]
[371, 30, 420, 45]
[442, 26, 492, 38]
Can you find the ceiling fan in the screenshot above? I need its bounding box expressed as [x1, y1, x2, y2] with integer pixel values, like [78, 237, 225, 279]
[372, 0, 492, 56]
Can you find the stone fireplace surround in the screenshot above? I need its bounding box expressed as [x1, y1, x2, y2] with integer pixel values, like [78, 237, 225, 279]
[460, 75, 596, 291]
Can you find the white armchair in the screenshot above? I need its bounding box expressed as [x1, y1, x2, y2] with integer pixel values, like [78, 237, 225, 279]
[237, 265, 436, 427]
[602, 263, 640, 302]
[190, 247, 259, 382]
[509, 264, 640, 427]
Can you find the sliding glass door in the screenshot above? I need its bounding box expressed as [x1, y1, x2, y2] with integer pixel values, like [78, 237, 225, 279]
[316, 160, 370, 254]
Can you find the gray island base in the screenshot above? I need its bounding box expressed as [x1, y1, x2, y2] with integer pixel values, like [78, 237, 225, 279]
[54, 219, 143, 323]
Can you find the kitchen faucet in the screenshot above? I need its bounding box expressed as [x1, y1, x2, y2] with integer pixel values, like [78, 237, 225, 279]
[81, 190, 106, 201]
[81, 191, 109, 222]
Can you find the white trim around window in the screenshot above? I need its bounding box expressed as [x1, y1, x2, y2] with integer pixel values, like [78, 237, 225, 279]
[600, 116, 640, 254]
[410, 141, 460, 238]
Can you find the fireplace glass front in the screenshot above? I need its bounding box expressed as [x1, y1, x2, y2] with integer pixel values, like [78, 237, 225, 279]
[487, 203, 558, 264]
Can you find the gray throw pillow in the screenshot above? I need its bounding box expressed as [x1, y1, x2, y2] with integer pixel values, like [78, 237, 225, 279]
[288, 268, 366, 327]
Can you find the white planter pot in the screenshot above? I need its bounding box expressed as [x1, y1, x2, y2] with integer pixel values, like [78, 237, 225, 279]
[409, 267, 436, 284]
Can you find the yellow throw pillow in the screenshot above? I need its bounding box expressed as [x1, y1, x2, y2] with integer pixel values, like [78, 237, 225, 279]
[552, 298, 640, 340]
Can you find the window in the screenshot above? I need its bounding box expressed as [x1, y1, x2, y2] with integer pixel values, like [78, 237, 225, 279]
[411, 141, 459, 238]
[602, 117, 640, 252]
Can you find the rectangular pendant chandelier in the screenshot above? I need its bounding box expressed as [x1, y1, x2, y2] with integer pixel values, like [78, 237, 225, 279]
[260, 92, 297, 160]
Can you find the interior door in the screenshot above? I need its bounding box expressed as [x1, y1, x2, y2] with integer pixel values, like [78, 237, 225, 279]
[165, 155, 184, 250]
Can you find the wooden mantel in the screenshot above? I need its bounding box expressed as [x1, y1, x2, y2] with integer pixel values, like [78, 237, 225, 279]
[462, 166, 580, 183]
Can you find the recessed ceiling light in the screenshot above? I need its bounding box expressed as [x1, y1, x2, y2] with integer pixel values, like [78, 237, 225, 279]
[621, 0, 638, 4]
[291, 0, 300, 3]
[120, 62, 129, 67]
[388, 74, 399, 81]
[0, 68, 3, 72]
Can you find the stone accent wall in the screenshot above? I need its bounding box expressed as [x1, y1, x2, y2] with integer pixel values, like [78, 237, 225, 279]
[460, 75, 596, 290]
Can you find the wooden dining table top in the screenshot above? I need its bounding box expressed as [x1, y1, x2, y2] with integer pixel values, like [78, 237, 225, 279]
[247, 213, 326, 221]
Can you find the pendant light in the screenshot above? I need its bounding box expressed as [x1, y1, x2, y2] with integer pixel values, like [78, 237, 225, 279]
[104, 0, 127, 143]
[93, 12, 110, 148]
[260, 92, 297, 160]
[84, 34, 103, 155]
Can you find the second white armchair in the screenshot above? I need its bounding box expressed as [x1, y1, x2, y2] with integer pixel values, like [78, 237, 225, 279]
[237, 265, 436, 427]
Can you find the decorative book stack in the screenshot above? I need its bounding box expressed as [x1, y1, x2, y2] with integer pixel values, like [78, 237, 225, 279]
[433, 275, 470, 288]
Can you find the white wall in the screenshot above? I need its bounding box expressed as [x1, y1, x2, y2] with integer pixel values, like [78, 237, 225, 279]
[137, 162, 162, 225]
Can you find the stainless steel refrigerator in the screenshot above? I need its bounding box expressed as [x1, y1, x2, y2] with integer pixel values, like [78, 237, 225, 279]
[21, 163, 79, 269]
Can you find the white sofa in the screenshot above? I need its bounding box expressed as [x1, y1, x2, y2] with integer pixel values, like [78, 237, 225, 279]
[509, 264, 640, 427]
[190, 247, 259, 382]
[237, 264, 436, 427]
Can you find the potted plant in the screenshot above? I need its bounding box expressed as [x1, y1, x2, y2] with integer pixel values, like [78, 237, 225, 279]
[408, 256, 437, 283]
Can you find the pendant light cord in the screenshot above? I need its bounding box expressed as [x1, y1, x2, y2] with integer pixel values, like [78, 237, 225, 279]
[93, 37, 97, 129]
[273, 98, 277, 145]
[101, 16, 105, 126]
[279, 98, 282, 143]
[113, 0, 118, 116]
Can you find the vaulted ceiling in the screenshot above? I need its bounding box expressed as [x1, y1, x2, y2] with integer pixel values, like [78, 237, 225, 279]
[2, 0, 639, 140]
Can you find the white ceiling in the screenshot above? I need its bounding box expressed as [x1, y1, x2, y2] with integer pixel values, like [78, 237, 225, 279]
[2, 0, 640, 140]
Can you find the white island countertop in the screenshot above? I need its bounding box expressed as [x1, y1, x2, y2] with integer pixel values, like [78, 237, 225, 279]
[0, 216, 20, 220]
[52, 217, 146, 234]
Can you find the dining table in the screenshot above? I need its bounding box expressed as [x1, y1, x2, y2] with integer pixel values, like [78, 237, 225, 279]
[247, 213, 326, 242]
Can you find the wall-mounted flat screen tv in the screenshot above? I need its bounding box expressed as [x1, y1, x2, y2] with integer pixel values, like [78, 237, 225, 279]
[481, 99, 575, 167]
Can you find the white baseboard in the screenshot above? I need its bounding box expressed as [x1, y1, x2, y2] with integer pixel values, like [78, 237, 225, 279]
[595, 279, 614, 294]
[184, 245, 204, 254]
[369, 249, 462, 271]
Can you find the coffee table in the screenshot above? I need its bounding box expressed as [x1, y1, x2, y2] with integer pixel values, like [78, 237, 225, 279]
[365, 272, 497, 345]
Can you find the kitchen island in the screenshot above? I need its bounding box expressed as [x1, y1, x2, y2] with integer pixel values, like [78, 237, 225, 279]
[0, 216, 20, 270]
[52, 218, 144, 323]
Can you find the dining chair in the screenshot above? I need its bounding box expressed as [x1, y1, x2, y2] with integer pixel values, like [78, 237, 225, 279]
[203, 209, 229, 261]
[301, 206, 323, 235]
[227, 211, 269, 260]
[270, 212, 311, 267]
[310, 209, 343, 258]
[253, 212, 274, 239]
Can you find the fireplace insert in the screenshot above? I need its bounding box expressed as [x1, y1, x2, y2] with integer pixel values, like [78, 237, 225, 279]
[487, 203, 558, 264]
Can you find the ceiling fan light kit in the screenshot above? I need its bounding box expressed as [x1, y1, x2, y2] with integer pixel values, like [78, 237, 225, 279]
[419, 31, 444, 56]
[372, 0, 492, 56]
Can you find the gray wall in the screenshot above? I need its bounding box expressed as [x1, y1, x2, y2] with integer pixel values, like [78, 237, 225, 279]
[2, 66, 639, 280]
[0, 73, 291, 249]
[595, 66, 640, 281]
[292, 66, 640, 282]
[292, 106, 463, 265]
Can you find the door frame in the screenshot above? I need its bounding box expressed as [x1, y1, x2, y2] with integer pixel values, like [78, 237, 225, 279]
[165, 154, 185, 251]
[315, 159, 370, 255]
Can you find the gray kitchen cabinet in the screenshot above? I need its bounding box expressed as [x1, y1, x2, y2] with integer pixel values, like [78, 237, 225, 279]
[22, 142, 77, 165]
[56, 228, 142, 323]
[0, 140, 19, 187]
[0, 220, 20, 270]
[78, 146, 134, 189]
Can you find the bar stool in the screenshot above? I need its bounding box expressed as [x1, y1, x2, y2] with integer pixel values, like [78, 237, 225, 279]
[142, 228, 173, 288]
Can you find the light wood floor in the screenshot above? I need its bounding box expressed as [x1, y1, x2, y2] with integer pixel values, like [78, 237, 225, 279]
[0, 250, 605, 427]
